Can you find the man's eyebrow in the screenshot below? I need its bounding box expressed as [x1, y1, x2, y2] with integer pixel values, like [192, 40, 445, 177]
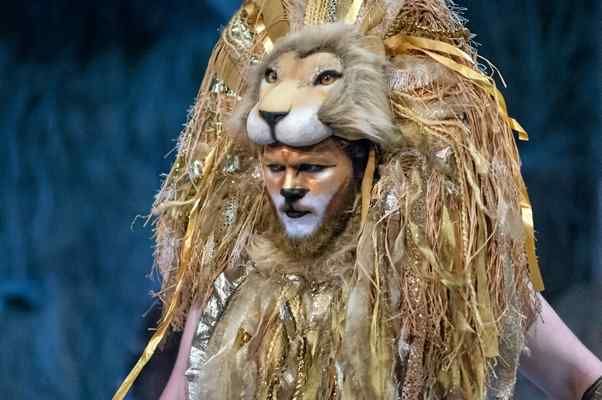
[292, 154, 336, 164]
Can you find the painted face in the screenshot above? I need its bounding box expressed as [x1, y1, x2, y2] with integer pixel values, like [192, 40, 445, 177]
[262, 139, 354, 239]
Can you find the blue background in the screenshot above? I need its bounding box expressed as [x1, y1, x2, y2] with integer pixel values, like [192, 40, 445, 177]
[0, 0, 600, 398]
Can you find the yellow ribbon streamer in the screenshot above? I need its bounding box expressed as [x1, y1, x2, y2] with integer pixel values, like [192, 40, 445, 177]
[359, 1, 385, 34]
[390, 35, 474, 64]
[112, 307, 177, 400]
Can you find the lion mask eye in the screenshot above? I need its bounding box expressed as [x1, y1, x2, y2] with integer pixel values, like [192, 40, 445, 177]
[314, 70, 342, 86]
[264, 68, 278, 84]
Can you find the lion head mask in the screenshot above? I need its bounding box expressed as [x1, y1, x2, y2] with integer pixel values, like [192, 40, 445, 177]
[230, 23, 398, 148]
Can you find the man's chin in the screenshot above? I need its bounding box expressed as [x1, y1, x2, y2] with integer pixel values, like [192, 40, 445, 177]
[278, 212, 321, 239]
[271, 211, 351, 259]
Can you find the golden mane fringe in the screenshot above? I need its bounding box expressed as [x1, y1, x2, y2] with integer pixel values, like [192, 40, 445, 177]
[377, 3, 541, 395]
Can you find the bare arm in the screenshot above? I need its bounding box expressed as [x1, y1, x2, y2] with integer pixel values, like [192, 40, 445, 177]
[159, 304, 202, 400]
[519, 293, 602, 400]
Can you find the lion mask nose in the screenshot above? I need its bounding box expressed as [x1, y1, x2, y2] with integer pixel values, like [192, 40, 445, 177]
[259, 110, 289, 131]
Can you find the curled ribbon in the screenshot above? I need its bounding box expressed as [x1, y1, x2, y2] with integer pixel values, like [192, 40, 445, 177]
[343, 0, 363, 24]
[216, 0, 288, 91]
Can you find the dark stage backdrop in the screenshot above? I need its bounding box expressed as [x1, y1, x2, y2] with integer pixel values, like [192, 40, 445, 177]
[1, 1, 599, 399]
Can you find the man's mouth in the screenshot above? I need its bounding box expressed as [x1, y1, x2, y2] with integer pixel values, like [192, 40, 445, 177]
[283, 204, 310, 219]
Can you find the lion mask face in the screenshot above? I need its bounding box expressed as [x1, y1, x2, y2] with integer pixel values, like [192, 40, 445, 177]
[230, 23, 397, 148]
[248, 51, 343, 146]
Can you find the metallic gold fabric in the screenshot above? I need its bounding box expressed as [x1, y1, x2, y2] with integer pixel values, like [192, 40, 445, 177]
[186, 272, 246, 400]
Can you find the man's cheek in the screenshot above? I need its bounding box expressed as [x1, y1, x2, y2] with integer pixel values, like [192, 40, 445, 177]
[324, 179, 352, 215]
[298, 194, 332, 216]
[268, 189, 284, 209]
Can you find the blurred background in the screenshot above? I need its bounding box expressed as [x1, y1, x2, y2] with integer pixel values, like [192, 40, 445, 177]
[0, 0, 599, 398]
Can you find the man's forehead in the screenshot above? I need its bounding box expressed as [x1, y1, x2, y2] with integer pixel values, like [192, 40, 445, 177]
[262, 140, 342, 160]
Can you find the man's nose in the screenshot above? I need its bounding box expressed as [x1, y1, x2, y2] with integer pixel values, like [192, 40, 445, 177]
[280, 187, 308, 202]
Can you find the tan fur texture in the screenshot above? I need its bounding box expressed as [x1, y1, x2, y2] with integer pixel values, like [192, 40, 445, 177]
[228, 23, 398, 148]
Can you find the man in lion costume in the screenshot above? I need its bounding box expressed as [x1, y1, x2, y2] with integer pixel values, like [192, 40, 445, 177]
[114, 1, 602, 399]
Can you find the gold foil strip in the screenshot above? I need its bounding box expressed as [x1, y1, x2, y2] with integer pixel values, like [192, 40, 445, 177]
[257, 0, 289, 43]
[335, 0, 351, 20]
[215, 0, 290, 89]
[359, 2, 385, 33]
[389, 34, 474, 64]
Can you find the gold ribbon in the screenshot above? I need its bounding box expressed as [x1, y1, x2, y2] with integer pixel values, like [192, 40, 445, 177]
[384, 34, 529, 141]
[520, 188, 545, 291]
[359, 2, 385, 34]
[360, 148, 376, 228]
[112, 204, 200, 400]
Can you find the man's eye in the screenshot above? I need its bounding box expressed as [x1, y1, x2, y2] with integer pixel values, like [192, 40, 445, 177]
[267, 164, 285, 173]
[298, 164, 325, 173]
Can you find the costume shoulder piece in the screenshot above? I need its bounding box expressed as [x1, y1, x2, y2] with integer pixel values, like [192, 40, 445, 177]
[114, 1, 544, 399]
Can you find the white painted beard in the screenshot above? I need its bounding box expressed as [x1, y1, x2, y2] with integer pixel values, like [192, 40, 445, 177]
[269, 193, 332, 239]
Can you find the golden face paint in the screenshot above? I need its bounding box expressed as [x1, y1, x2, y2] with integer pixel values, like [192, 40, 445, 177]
[261, 139, 354, 239]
